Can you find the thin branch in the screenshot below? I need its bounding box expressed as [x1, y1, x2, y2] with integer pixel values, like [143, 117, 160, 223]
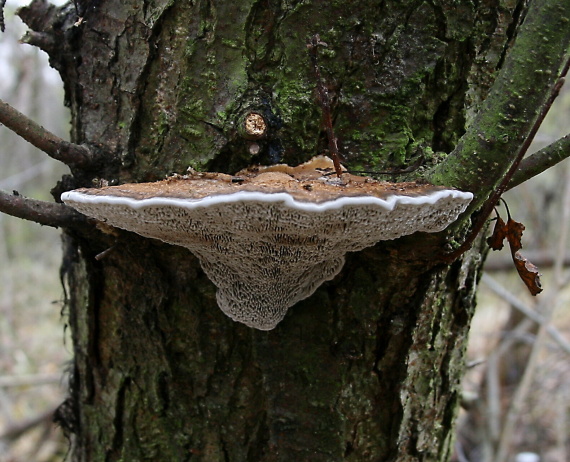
[481, 273, 570, 355]
[454, 441, 470, 462]
[507, 134, 570, 190]
[492, 62, 569, 197]
[555, 392, 569, 462]
[0, 189, 86, 228]
[553, 163, 570, 285]
[307, 34, 343, 177]
[0, 98, 94, 168]
[20, 30, 57, 53]
[0, 158, 54, 190]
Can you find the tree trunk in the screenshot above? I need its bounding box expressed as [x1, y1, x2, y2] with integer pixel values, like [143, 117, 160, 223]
[14, 0, 567, 460]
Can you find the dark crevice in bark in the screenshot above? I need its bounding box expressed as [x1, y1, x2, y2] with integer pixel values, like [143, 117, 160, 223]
[106, 377, 129, 461]
[343, 428, 356, 457]
[59, 237, 82, 425]
[495, 0, 528, 71]
[76, 233, 118, 398]
[248, 410, 270, 460]
[87, 259, 103, 387]
[123, 4, 176, 173]
[244, 0, 284, 77]
[156, 371, 170, 415]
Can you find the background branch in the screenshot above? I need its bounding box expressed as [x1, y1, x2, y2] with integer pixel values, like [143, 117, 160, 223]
[0, 189, 86, 228]
[485, 249, 570, 271]
[0, 404, 59, 442]
[0, 373, 62, 388]
[481, 273, 570, 355]
[0, 98, 93, 168]
[493, 163, 570, 462]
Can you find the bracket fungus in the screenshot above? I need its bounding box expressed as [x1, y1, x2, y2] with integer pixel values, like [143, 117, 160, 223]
[61, 156, 473, 330]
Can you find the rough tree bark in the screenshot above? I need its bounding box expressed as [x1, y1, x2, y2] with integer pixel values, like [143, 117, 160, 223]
[1, 0, 569, 461]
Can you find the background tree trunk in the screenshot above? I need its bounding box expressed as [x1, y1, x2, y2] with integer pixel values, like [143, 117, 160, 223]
[13, 0, 561, 460]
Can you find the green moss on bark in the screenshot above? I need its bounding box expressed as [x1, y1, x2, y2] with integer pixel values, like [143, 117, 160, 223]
[427, 0, 570, 202]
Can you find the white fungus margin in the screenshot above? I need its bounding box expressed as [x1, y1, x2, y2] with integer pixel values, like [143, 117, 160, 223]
[61, 157, 473, 330]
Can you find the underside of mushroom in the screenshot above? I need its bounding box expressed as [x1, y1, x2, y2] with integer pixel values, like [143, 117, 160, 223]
[61, 156, 473, 330]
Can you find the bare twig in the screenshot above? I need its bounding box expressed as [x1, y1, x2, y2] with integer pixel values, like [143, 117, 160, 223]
[21, 30, 57, 53]
[507, 134, 570, 190]
[454, 441, 470, 462]
[494, 302, 557, 461]
[0, 189, 86, 228]
[307, 34, 343, 177]
[0, 98, 94, 168]
[482, 315, 536, 459]
[553, 166, 570, 285]
[0, 159, 55, 190]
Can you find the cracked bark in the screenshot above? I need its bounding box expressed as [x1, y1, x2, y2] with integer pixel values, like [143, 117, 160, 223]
[8, 0, 569, 461]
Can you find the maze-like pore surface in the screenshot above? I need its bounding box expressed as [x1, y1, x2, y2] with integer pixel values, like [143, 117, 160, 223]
[62, 184, 472, 329]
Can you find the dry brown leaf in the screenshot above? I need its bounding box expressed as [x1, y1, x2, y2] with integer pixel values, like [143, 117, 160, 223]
[513, 252, 543, 295]
[505, 217, 525, 254]
[487, 207, 542, 296]
[487, 216, 508, 250]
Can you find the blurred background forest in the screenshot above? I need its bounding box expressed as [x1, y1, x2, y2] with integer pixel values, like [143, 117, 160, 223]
[1, 2, 70, 461]
[0, 2, 569, 462]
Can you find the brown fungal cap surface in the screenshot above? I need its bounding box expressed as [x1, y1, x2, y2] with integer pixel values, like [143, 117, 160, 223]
[74, 156, 455, 204]
[61, 156, 473, 330]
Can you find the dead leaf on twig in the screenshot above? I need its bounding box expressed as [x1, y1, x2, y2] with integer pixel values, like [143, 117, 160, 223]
[486, 203, 542, 296]
[487, 216, 508, 251]
[512, 252, 542, 296]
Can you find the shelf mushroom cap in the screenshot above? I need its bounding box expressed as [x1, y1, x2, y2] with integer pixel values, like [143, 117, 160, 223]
[61, 156, 473, 330]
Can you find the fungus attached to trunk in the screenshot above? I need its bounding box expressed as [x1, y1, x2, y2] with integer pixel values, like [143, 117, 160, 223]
[61, 157, 473, 330]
